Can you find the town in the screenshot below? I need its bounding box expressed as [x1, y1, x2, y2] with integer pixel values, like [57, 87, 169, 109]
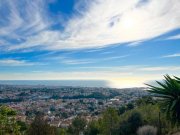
[0, 84, 149, 128]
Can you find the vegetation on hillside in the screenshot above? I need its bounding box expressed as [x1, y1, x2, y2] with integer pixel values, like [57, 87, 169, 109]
[0, 106, 21, 135]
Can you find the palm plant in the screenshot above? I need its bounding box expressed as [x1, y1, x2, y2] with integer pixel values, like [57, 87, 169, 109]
[146, 75, 180, 123]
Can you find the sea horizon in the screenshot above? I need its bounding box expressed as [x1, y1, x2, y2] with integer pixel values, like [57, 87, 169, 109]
[0, 80, 111, 88]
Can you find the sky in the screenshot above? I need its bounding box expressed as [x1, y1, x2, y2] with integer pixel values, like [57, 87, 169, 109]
[0, 0, 180, 88]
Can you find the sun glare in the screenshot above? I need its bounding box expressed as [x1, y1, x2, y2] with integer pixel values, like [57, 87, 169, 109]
[121, 16, 135, 29]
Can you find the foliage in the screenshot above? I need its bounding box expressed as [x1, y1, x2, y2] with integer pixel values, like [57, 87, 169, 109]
[136, 96, 157, 106]
[137, 125, 157, 135]
[118, 105, 126, 115]
[118, 103, 174, 135]
[135, 105, 160, 126]
[147, 75, 180, 124]
[126, 103, 134, 110]
[0, 105, 21, 135]
[56, 128, 68, 135]
[17, 120, 27, 132]
[27, 114, 56, 135]
[118, 103, 135, 115]
[85, 120, 100, 135]
[128, 112, 143, 131]
[68, 116, 87, 135]
[99, 107, 119, 135]
[119, 111, 143, 135]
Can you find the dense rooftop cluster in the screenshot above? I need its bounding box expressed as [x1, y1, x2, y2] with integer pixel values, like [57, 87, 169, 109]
[0, 85, 148, 127]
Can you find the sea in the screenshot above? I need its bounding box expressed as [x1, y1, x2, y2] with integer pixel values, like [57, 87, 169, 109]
[0, 80, 109, 88]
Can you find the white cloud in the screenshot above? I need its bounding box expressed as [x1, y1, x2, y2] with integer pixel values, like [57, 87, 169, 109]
[85, 48, 105, 53]
[60, 59, 94, 65]
[1, 0, 180, 51]
[46, 54, 129, 65]
[0, 39, 7, 46]
[100, 51, 114, 55]
[138, 66, 180, 71]
[78, 65, 180, 72]
[127, 41, 144, 47]
[166, 34, 180, 40]
[0, 0, 51, 50]
[162, 53, 180, 58]
[0, 59, 39, 66]
[101, 55, 129, 60]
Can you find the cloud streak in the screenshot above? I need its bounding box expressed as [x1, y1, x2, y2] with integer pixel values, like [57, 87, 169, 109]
[166, 34, 180, 40]
[78, 65, 180, 72]
[0, 0, 180, 52]
[46, 54, 129, 65]
[0, 59, 37, 66]
[162, 53, 180, 58]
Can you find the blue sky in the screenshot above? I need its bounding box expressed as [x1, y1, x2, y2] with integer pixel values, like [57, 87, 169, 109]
[0, 0, 180, 88]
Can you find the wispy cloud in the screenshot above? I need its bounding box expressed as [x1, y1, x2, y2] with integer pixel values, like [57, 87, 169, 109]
[0, 0, 50, 37]
[1, 0, 180, 52]
[100, 51, 114, 55]
[45, 54, 129, 65]
[78, 65, 180, 72]
[101, 55, 129, 61]
[165, 34, 180, 40]
[60, 59, 94, 65]
[138, 66, 180, 71]
[0, 59, 35, 66]
[127, 41, 144, 47]
[84, 48, 105, 53]
[162, 53, 180, 58]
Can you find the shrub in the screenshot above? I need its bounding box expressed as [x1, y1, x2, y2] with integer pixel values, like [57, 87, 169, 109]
[119, 112, 143, 135]
[137, 125, 157, 135]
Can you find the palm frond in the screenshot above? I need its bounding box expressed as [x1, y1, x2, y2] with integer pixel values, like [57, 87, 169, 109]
[146, 75, 180, 124]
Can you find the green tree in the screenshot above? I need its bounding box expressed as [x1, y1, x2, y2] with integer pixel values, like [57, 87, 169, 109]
[147, 75, 180, 124]
[0, 106, 21, 135]
[100, 108, 119, 135]
[136, 96, 156, 106]
[127, 112, 143, 132]
[17, 120, 27, 132]
[85, 120, 100, 135]
[119, 112, 142, 135]
[57, 128, 67, 135]
[118, 106, 126, 115]
[68, 116, 87, 135]
[126, 103, 134, 110]
[27, 114, 56, 135]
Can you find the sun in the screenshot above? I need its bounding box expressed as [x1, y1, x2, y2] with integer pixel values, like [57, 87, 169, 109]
[121, 16, 136, 29]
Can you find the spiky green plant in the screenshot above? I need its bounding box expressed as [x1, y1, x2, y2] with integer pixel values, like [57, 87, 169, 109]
[146, 75, 180, 123]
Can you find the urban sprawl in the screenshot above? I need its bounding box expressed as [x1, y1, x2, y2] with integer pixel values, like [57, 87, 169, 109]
[0, 85, 149, 128]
